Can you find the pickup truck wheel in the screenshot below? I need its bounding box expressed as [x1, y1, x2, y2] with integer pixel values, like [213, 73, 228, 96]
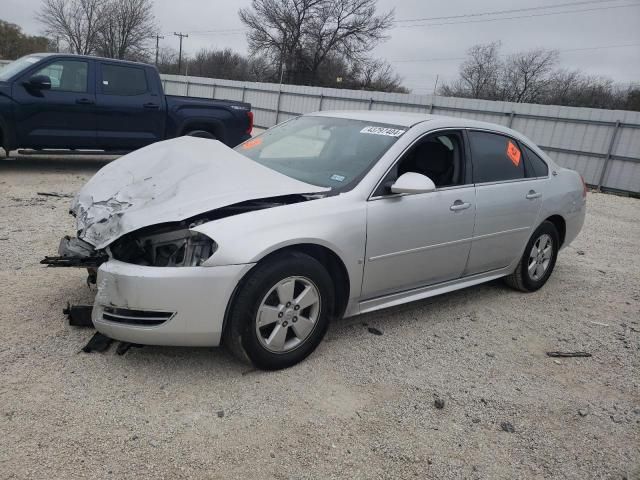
[185, 130, 217, 140]
[224, 251, 334, 370]
[504, 221, 559, 292]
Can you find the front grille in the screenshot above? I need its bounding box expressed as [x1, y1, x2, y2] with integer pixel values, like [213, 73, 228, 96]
[102, 307, 174, 326]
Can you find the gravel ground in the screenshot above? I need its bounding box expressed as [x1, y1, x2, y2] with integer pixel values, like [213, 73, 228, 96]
[0, 153, 639, 480]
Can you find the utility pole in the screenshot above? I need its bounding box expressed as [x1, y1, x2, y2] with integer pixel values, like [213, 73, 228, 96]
[173, 32, 188, 75]
[154, 34, 164, 65]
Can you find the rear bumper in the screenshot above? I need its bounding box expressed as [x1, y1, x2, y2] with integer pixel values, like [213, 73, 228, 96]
[92, 259, 255, 346]
[563, 196, 586, 248]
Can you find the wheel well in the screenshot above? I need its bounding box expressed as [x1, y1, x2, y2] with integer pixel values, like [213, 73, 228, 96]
[259, 244, 350, 319]
[181, 122, 224, 141]
[545, 215, 566, 246]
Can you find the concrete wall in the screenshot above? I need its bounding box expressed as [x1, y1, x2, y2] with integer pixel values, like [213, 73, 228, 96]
[161, 74, 640, 194]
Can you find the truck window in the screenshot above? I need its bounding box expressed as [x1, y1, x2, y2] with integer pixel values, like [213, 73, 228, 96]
[101, 64, 148, 96]
[33, 60, 88, 93]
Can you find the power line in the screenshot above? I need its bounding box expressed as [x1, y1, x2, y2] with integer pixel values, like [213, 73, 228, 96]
[394, 0, 623, 23]
[389, 43, 640, 64]
[396, 2, 640, 29]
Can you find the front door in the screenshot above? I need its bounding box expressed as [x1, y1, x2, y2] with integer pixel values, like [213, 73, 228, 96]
[362, 131, 476, 299]
[13, 58, 96, 148]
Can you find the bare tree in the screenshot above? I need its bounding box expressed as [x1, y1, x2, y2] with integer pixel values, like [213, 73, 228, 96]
[189, 48, 252, 81]
[301, 0, 394, 82]
[500, 48, 558, 103]
[350, 58, 407, 93]
[239, 0, 393, 85]
[239, 0, 321, 82]
[155, 46, 179, 74]
[458, 41, 502, 99]
[97, 0, 155, 59]
[439, 42, 638, 110]
[37, 0, 106, 54]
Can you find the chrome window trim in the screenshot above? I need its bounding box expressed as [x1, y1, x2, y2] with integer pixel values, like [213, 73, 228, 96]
[474, 177, 547, 187]
[368, 127, 473, 201]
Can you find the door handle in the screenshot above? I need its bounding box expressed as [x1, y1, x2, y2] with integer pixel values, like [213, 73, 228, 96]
[143, 102, 160, 109]
[526, 190, 542, 200]
[75, 98, 94, 105]
[450, 200, 471, 212]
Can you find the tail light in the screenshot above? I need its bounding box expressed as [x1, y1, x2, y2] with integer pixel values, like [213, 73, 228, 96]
[246, 111, 254, 135]
[580, 175, 587, 198]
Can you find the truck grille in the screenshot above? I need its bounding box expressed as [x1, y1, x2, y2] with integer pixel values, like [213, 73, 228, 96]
[102, 307, 174, 326]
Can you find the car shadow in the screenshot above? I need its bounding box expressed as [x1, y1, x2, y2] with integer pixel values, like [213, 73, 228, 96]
[102, 278, 512, 375]
[1, 153, 116, 173]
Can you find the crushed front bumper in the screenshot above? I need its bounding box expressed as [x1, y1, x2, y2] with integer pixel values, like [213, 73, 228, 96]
[92, 259, 255, 347]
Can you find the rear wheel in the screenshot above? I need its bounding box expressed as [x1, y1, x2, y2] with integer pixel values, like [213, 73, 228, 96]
[224, 251, 334, 370]
[185, 130, 217, 140]
[504, 221, 559, 292]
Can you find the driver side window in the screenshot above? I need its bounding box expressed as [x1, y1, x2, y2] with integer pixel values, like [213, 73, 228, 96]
[33, 60, 88, 93]
[374, 131, 466, 196]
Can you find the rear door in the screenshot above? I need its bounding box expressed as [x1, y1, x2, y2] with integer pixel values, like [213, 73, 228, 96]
[464, 130, 543, 275]
[12, 58, 96, 148]
[95, 62, 166, 149]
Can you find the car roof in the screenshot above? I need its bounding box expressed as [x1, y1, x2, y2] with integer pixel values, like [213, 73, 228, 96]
[310, 110, 519, 136]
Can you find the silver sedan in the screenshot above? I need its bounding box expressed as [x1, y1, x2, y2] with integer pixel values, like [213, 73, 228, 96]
[53, 111, 587, 369]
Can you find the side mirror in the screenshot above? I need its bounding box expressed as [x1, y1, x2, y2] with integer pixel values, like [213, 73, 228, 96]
[390, 172, 436, 195]
[25, 75, 52, 90]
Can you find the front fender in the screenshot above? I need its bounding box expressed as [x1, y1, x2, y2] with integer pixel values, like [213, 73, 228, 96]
[192, 195, 367, 301]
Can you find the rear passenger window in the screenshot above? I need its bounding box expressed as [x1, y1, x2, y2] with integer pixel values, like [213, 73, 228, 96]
[101, 64, 147, 95]
[523, 145, 549, 177]
[468, 131, 525, 183]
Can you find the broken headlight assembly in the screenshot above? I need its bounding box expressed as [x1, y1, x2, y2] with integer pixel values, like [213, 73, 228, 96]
[110, 228, 217, 267]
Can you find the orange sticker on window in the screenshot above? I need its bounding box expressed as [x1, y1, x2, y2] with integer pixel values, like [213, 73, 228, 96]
[242, 137, 263, 149]
[506, 141, 521, 167]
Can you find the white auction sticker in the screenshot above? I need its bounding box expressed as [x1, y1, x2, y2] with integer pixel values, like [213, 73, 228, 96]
[360, 126, 406, 137]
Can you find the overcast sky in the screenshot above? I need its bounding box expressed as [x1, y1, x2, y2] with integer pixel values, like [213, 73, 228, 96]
[3, 0, 639, 92]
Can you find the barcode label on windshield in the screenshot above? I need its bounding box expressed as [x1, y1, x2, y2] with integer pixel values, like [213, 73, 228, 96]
[360, 126, 406, 137]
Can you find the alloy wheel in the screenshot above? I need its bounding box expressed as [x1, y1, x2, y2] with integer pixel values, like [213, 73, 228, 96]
[528, 233, 553, 281]
[255, 276, 321, 353]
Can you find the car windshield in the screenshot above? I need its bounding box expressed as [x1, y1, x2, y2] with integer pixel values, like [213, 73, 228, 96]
[0, 55, 46, 81]
[235, 116, 406, 191]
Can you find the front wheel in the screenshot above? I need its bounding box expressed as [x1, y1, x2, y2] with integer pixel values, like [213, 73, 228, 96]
[504, 221, 559, 292]
[224, 252, 334, 370]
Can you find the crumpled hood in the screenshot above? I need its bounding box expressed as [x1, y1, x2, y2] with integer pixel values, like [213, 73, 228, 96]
[72, 136, 328, 249]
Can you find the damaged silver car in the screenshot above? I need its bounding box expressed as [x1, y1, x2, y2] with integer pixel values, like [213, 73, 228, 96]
[45, 112, 586, 369]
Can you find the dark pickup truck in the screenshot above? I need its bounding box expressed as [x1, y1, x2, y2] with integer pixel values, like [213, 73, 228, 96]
[0, 53, 253, 152]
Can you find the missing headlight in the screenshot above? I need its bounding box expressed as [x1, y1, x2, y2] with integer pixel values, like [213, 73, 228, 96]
[110, 228, 216, 267]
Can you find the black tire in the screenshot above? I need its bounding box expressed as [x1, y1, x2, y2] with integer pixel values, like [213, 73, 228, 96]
[185, 130, 217, 140]
[224, 251, 335, 370]
[504, 220, 560, 292]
